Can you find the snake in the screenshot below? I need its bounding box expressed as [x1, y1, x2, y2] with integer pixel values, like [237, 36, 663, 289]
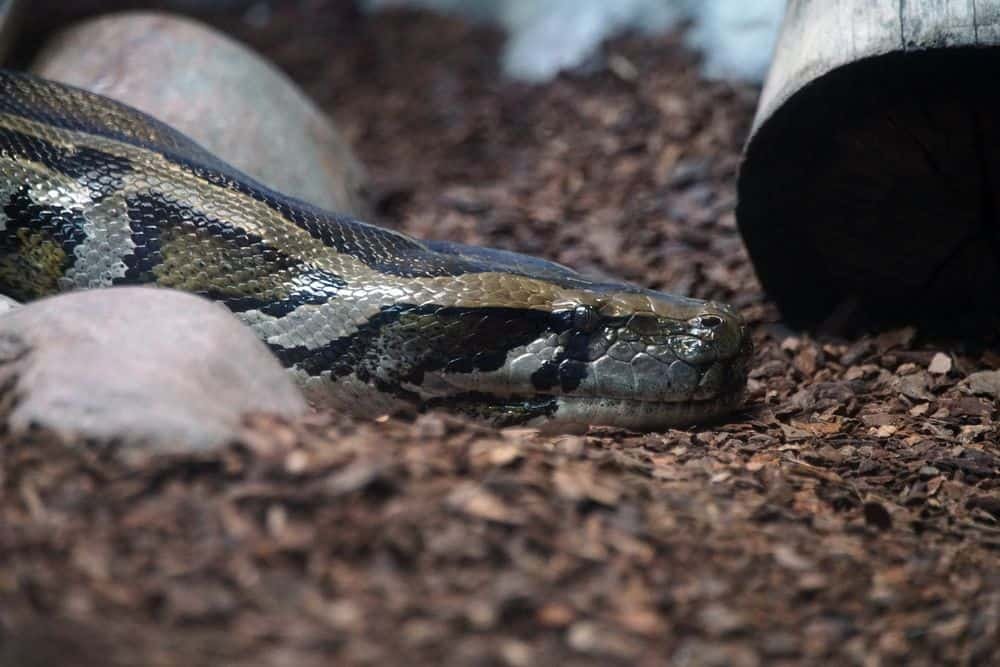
[0, 69, 751, 430]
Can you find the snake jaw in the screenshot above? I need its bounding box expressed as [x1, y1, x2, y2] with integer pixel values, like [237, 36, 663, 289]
[424, 383, 748, 432]
[540, 388, 748, 431]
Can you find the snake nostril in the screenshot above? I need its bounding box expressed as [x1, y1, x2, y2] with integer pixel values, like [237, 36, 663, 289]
[700, 315, 724, 329]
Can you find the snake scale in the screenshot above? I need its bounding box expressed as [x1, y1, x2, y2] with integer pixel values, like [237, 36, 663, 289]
[0, 69, 751, 430]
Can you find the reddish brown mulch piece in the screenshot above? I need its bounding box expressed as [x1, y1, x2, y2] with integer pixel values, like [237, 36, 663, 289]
[2, 5, 999, 666]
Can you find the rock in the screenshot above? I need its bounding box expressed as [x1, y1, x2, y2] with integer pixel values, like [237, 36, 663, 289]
[895, 372, 932, 401]
[31, 10, 368, 217]
[927, 352, 952, 375]
[0, 287, 307, 453]
[964, 370, 1000, 399]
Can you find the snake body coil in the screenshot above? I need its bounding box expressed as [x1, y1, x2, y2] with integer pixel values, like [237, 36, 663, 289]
[0, 70, 750, 429]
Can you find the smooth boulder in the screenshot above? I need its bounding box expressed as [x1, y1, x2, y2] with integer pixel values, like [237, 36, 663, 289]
[0, 287, 307, 453]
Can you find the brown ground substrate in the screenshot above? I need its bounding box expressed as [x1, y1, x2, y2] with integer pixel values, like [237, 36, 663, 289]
[2, 4, 999, 666]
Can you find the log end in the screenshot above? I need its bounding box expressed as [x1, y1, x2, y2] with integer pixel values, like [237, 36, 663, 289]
[738, 48, 1000, 331]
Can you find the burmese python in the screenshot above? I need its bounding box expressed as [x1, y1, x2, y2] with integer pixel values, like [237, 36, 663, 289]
[0, 69, 751, 430]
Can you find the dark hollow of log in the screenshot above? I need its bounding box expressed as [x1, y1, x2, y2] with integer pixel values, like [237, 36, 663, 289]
[738, 47, 1000, 332]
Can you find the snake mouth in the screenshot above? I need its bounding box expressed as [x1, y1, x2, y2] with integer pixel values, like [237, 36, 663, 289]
[541, 389, 747, 431]
[424, 387, 746, 432]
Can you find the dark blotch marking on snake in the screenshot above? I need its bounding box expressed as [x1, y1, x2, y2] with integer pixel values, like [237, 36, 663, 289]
[530, 358, 587, 393]
[274, 305, 569, 399]
[0, 126, 132, 201]
[0, 187, 89, 300]
[1, 186, 89, 253]
[123, 191, 346, 316]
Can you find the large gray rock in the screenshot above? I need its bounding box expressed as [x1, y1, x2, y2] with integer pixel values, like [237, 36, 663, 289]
[31, 10, 369, 217]
[0, 287, 307, 453]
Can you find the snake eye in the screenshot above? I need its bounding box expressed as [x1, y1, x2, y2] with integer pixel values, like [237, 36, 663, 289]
[571, 305, 601, 333]
[700, 315, 724, 329]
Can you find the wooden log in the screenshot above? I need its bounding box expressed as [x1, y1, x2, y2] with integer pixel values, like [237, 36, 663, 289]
[738, 0, 1000, 329]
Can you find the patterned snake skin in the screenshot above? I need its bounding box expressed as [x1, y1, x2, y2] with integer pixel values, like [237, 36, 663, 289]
[0, 69, 751, 430]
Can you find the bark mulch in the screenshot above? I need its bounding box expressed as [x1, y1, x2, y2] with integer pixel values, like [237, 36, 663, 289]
[1, 4, 998, 665]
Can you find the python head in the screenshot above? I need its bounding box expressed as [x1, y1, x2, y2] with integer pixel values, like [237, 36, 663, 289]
[284, 242, 753, 432]
[407, 287, 751, 431]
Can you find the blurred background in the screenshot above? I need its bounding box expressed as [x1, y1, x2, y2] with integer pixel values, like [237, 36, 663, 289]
[361, 0, 785, 82]
[15, 0, 786, 82]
